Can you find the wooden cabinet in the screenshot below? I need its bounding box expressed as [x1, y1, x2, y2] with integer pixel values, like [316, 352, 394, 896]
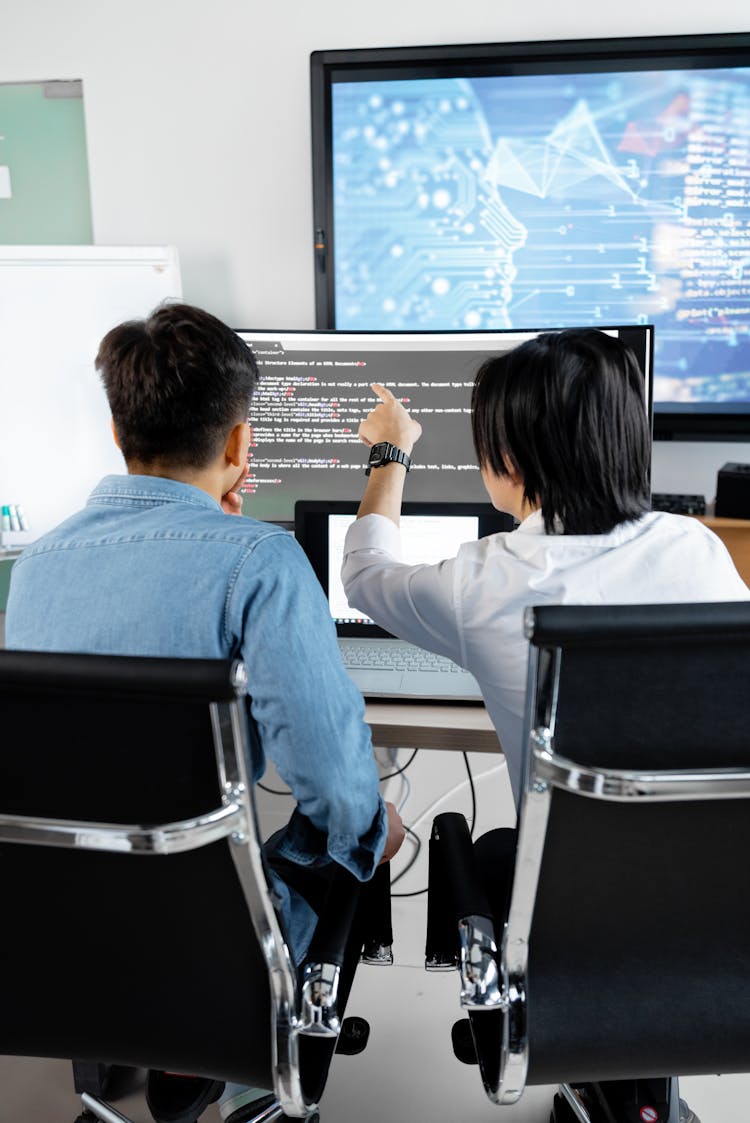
[695, 517, 750, 587]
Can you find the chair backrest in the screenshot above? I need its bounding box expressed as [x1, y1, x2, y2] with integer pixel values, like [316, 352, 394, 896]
[0, 650, 317, 1116]
[500, 602, 750, 1098]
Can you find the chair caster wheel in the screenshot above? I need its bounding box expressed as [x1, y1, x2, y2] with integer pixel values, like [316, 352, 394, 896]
[335, 1015, 370, 1055]
[451, 1018, 479, 1065]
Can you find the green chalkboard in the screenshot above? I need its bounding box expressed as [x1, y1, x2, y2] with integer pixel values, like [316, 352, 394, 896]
[0, 81, 93, 244]
[0, 555, 15, 613]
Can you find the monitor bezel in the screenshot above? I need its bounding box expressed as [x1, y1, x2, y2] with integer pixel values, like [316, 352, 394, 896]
[310, 31, 750, 442]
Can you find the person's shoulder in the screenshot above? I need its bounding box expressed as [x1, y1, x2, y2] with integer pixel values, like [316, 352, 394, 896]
[10, 508, 92, 562]
[642, 510, 743, 569]
[454, 524, 520, 573]
[187, 510, 293, 546]
[212, 515, 311, 565]
[645, 510, 722, 542]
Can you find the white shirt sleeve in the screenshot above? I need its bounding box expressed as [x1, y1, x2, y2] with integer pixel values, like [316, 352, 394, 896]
[342, 513, 464, 663]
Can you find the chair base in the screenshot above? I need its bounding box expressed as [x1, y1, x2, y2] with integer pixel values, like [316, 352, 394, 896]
[77, 1091, 321, 1123]
[78, 1092, 135, 1123]
[552, 1078, 680, 1123]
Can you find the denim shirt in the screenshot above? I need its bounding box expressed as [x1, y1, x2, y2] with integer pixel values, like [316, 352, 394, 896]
[6, 475, 386, 959]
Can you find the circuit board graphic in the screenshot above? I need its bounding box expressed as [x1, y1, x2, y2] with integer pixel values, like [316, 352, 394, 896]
[331, 68, 750, 405]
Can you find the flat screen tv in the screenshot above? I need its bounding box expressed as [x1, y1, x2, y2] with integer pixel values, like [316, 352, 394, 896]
[310, 32, 750, 440]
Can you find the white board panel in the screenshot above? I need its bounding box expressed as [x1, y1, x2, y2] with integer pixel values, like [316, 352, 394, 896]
[0, 245, 182, 544]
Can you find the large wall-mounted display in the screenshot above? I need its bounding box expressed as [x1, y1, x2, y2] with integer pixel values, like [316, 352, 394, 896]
[311, 33, 750, 440]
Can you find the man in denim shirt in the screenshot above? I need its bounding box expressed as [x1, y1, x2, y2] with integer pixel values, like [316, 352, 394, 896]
[6, 302, 404, 1123]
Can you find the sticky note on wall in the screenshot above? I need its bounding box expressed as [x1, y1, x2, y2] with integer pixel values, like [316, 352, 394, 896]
[0, 166, 11, 199]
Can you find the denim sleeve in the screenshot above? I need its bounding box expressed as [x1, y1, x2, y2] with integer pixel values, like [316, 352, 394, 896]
[226, 530, 386, 881]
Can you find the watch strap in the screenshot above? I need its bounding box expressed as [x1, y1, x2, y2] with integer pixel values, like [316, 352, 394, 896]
[365, 442, 412, 475]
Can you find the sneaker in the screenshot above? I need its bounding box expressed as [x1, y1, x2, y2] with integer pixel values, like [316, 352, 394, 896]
[222, 1093, 278, 1123]
[145, 1071, 225, 1123]
[679, 1099, 701, 1123]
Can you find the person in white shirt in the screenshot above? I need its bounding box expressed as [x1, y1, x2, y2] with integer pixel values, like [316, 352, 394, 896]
[341, 328, 749, 805]
[342, 327, 747, 1123]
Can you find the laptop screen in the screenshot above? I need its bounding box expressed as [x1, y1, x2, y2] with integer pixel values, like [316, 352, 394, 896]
[328, 512, 480, 625]
[295, 500, 514, 637]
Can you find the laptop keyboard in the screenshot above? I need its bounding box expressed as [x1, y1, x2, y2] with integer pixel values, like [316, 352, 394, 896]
[341, 643, 464, 673]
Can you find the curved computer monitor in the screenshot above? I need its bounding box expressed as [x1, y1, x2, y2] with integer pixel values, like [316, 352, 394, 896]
[236, 325, 653, 524]
[310, 32, 750, 441]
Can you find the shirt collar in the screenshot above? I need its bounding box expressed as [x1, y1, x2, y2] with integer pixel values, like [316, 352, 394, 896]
[89, 474, 222, 512]
[514, 506, 653, 544]
[515, 509, 548, 534]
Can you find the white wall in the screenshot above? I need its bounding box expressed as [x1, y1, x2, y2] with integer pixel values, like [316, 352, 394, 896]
[1, 0, 749, 497]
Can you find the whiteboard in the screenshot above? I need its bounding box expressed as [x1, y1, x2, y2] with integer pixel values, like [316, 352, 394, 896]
[0, 245, 182, 544]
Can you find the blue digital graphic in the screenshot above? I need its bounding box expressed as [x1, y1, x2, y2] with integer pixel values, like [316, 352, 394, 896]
[331, 69, 750, 408]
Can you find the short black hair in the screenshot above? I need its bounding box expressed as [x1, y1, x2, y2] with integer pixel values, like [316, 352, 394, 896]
[471, 328, 651, 535]
[96, 302, 258, 469]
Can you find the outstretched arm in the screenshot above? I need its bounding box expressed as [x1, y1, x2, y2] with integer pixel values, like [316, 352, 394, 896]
[357, 383, 423, 525]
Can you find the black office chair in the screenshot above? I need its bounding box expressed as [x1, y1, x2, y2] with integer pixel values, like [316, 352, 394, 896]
[0, 650, 393, 1123]
[426, 601, 750, 1123]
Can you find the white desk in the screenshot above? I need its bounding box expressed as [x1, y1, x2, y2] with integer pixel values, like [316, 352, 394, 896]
[364, 701, 502, 754]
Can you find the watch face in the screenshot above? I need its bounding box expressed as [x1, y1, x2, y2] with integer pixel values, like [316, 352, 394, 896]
[368, 441, 388, 465]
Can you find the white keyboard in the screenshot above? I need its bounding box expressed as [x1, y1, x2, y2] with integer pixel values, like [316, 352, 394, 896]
[341, 641, 463, 674]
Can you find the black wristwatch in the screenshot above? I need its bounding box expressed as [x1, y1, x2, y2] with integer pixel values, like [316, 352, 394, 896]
[365, 441, 412, 475]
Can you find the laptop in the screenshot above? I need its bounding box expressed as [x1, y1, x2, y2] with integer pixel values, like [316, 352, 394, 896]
[295, 500, 514, 700]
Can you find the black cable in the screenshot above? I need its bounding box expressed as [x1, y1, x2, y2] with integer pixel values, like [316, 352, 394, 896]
[391, 826, 428, 897]
[260, 752, 477, 900]
[258, 746, 419, 796]
[391, 755, 478, 896]
[257, 781, 291, 795]
[378, 747, 418, 781]
[390, 825, 420, 884]
[392, 883, 428, 899]
[462, 751, 477, 837]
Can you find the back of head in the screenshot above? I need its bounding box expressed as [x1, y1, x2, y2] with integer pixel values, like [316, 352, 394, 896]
[96, 302, 258, 469]
[471, 328, 651, 534]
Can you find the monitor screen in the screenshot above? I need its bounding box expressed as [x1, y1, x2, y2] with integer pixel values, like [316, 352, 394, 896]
[237, 325, 653, 523]
[310, 33, 750, 440]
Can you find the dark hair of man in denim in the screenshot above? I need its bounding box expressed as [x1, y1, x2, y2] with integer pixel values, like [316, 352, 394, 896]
[96, 302, 259, 470]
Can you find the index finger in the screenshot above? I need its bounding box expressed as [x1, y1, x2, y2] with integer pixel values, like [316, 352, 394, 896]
[371, 382, 397, 404]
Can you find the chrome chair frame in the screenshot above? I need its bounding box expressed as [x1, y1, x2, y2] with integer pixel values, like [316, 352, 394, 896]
[427, 601, 750, 1114]
[492, 624, 750, 1106]
[0, 657, 342, 1122]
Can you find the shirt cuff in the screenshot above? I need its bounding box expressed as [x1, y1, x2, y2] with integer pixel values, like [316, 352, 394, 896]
[269, 799, 388, 882]
[327, 797, 388, 881]
[344, 513, 402, 560]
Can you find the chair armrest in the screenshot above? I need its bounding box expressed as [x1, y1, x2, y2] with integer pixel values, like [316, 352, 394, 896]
[300, 864, 362, 1037]
[299, 860, 394, 1038]
[426, 813, 504, 1010]
[299, 960, 343, 1038]
[433, 812, 494, 919]
[360, 861, 393, 965]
